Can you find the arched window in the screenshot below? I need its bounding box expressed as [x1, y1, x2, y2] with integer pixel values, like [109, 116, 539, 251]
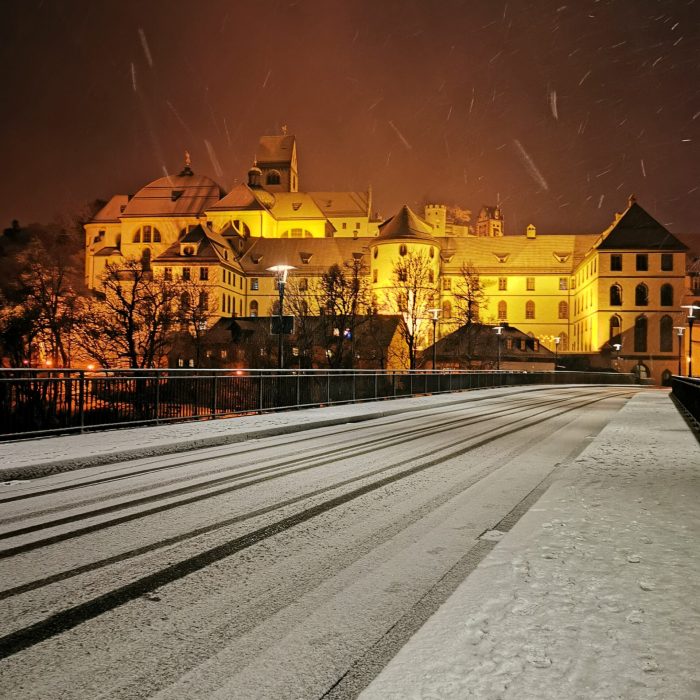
[266, 170, 281, 185]
[610, 284, 622, 306]
[635, 283, 649, 306]
[558, 301, 568, 319]
[659, 315, 673, 352]
[660, 284, 673, 307]
[281, 229, 313, 238]
[249, 300, 259, 317]
[399, 244, 408, 256]
[141, 248, 151, 272]
[133, 225, 161, 244]
[442, 300, 452, 319]
[634, 315, 647, 352]
[525, 300, 535, 319]
[609, 314, 621, 343]
[498, 301, 507, 321]
[133, 229, 141, 243]
[180, 292, 190, 310]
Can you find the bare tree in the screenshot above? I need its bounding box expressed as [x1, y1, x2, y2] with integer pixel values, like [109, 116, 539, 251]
[451, 262, 489, 367]
[386, 250, 438, 369]
[76, 258, 180, 368]
[176, 279, 220, 368]
[317, 259, 370, 368]
[282, 276, 320, 368]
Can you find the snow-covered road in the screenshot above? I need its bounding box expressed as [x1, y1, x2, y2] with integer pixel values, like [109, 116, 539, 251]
[0, 386, 636, 698]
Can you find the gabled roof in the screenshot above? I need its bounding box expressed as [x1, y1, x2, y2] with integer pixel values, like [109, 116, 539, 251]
[309, 191, 370, 217]
[154, 224, 242, 270]
[596, 202, 688, 251]
[257, 135, 295, 164]
[208, 183, 267, 212]
[377, 205, 436, 242]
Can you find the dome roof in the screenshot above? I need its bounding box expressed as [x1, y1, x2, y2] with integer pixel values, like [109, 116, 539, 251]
[122, 172, 225, 218]
[376, 205, 436, 243]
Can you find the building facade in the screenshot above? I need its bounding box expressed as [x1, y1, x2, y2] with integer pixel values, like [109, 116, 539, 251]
[85, 133, 692, 382]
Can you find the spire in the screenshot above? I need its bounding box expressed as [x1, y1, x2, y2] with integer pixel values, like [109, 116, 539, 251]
[628, 193, 637, 207]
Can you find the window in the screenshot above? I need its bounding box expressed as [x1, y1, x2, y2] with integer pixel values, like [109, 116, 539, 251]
[661, 253, 673, 271]
[660, 284, 673, 306]
[636, 254, 648, 271]
[266, 170, 281, 185]
[164, 267, 172, 281]
[141, 248, 151, 271]
[399, 244, 407, 256]
[143, 225, 152, 244]
[560, 332, 568, 351]
[180, 292, 190, 310]
[498, 300, 507, 321]
[558, 301, 568, 319]
[525, 300, 535, 319]
[660, 315, 673, 352]
[372, 269, 378, 283]
[182, 267, 191, 281]
[299, 278, 308, 291]
[634, 315, 647, 352]
[428, 270, 434, 283]
[610, 254, 622, 271]
[199, 267, 209, 281]
[443, 278, 451, 290]
[398, 270, 407, 282]
[526, 277, 535, 291]
[250, 300, 258, 317]
[498, 277, 507, 291]
[609, 315, 621, 343]
[198, 292, 209, 310]
[342, 222, 347, 229]
[442, 300, 452, 319]
[610, 284, 622, 306]
[251, 278, 259, 291]
[635, 283, 648, 306]
[559, 278, 568, 290]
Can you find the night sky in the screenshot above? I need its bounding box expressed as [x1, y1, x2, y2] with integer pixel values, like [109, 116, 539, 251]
[1, 0, 698, 235]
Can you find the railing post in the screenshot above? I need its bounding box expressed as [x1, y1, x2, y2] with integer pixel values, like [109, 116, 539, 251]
[374, 371, 378, 400]
[78, 370, 85, 433]
[155, 370, 161, 423]
[296, 371, 301, 408]
[353, 371, 356, 403]
[327, 371, 331, 405]
[259, 371, 264, 412]
[211, 373, 218, 416]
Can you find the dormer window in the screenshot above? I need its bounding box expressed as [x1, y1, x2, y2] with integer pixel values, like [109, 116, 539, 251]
[171, 189, 184, 202]
[292, 202, 302, 211]
[182, 246, 195, 256]
[553, 252, 571, 263]
[299, 252, 313, 264]
[493, 252, 510, 263]
[251, 254, 263, 264]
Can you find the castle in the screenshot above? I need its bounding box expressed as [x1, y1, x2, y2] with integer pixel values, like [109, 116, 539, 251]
[84, 132, 692, 383]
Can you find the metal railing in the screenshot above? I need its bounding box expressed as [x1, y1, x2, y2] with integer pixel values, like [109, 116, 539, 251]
[671, 375, 700, 427]
[0, 368, 646, 440]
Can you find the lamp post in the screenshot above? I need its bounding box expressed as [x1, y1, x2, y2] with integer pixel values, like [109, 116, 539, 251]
[681, 304, 700, 377]
[267, 264, 296, 369]
[612, 342, 622, 372]
[494, 326, 504, 370]
[554, 336, 561, 370]
[427, 308, 440, 370]
[674, 327, 685, 376]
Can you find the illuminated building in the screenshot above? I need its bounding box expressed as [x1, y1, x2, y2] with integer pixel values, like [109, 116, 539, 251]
[85, 132, 690, 382]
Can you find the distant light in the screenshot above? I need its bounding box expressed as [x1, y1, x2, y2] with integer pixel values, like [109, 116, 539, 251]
[87, 364, 95, 371]
[45, 359, 53, 367]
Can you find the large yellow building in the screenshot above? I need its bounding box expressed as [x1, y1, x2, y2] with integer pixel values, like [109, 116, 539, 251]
[85, 132, 692, 383]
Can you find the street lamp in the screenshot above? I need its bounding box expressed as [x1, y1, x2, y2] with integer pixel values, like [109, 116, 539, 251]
[267, 264, 296, 369]
[681, 304, 700, 377]
[427, 308, 440, 370]
[494, 326, 504, 370]
[674, 326, 685, 376]
[554, 336, 561, 370]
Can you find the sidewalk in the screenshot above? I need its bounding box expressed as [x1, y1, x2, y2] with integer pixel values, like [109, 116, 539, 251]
[0, 387, 533, 480]
[361, 390, 700, 700]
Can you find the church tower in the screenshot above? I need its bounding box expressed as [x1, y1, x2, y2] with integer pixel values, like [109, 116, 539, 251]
[475, 205, 504, 237]
[255, 128, 299, 192]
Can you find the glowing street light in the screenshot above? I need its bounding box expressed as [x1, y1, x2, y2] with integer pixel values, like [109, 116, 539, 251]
[267, 264, 296, 369]
[681, 305, 700, 377]
[493, 325, 504, 370]
[554, 336, 561, 370]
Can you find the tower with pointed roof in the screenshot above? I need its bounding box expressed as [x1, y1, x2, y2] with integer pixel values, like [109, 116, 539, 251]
[256, 132, 298, 193]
